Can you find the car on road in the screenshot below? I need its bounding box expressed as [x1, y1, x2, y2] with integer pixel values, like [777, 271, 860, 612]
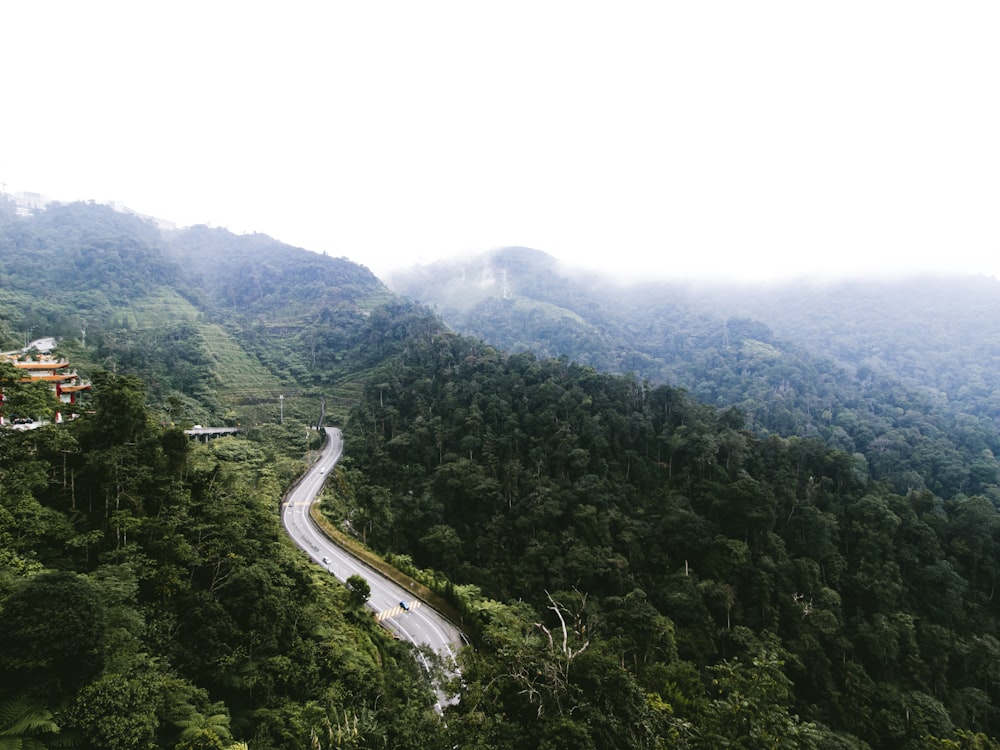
[400, 600, 410, 611]
[322, 557, 331, 566]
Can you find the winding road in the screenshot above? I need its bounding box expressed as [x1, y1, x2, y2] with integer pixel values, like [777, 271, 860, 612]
[281, 427, 464, 706]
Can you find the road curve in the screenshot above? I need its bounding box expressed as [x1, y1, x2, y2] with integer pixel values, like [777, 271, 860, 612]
[281, 427, 464, 704]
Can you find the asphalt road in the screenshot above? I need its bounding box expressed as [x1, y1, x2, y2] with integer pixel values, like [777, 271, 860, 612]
[280, 426, 464, 706]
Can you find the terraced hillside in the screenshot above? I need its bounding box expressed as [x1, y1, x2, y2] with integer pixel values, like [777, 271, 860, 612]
[0, 200, 418, 425]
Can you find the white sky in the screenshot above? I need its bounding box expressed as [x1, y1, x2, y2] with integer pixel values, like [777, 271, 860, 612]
[1, 2, 998, 282]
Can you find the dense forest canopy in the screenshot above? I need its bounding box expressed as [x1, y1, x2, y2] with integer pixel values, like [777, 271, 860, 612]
[0, 369, 443, 748]
[392, 248, 1000, 501]
[0, 199, 411, 424]
[334, 329, 1000, 748]
[163, 225, 390, 320]
[390, 248, 1000, 416]
[2, 201, 1000, 747]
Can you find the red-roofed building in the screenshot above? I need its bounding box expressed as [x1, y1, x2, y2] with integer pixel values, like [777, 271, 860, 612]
[1, 355, 91, 424]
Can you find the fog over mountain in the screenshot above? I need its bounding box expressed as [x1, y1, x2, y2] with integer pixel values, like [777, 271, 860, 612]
[390, 245, 1000, 395]
[5, 3, 999, 285]
[6, 200, 1000, 746]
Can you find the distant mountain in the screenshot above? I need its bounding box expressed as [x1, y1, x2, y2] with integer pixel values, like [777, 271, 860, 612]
[0, 198, 434, 424]
[9, 198, 1000, 748]
[388, 247, 632, 371]
[391, 247, 1000, 420]
[164, 225, 393, 322]
[697, 275, 1000, 421]
[390, 248, 1000, 497]
[6, 199, 1000, 497]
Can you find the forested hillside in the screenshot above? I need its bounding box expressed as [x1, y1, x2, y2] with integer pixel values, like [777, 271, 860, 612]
[391, 248, 1000, 500]
[3, 200, 1000, 747]
[0, 200, 454, 747]
[0, 199, 412, 425]
[338, 330, 1000, 748]
[0, 370, 444, 747]
[695, 276, 1000, 429]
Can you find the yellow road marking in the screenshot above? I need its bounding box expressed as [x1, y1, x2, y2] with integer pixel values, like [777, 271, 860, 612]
[376, 600, 422, 622]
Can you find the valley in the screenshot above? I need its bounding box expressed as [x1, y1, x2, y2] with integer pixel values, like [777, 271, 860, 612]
[2, 199, 1000, 748]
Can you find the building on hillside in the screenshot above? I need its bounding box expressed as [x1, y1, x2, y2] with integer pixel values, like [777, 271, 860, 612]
[0, 354, 92, 424]
[25, 337, 57, 353]
[107, 200, 177, 231]
[1, 186, 175, 229]
[11, 190, 49, 216]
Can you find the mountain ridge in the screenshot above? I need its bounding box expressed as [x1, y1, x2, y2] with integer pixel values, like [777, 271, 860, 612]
[5, 199, 1000, 746]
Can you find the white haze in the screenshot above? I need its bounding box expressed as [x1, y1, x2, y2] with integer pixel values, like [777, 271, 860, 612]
[1, 1, 998, 283]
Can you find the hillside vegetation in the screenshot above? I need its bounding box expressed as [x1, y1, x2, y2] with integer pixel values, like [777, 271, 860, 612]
[2, 200, 1000, 747]
[337, 329, 1000, 748]
[0, 199, 409, 426]
[391, 248, 1000, 500]
[0, 199, 450, 747]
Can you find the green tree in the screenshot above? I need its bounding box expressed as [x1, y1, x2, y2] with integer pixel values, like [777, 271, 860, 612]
[700, 648, 825, 749]
[0, 696, 61, 750]
[67, 671, 160, 750]
[0, 362, 59, 423]
[174, 704, 233, 750]
[345, 574, 370, 607]
[83, 370, 152, 448]
[921, 731, 1000, 749]
[0, 571, 107, 702]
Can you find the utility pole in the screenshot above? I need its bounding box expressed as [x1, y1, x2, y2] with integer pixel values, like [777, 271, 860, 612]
[316, 394, 326, 431]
